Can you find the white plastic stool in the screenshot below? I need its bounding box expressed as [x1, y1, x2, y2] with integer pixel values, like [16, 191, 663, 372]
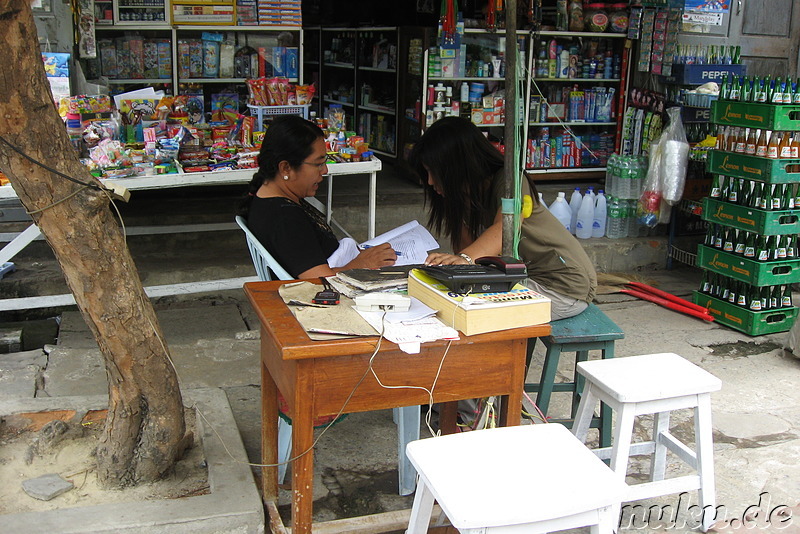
[572, 352, 722, 532]
[405, 424, 627, 533]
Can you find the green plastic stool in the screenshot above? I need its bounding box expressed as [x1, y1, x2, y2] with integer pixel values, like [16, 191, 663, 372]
[525, 303, 624, 447]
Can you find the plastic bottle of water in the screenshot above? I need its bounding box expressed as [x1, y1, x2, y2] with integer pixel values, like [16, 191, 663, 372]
[627, 199, 639, 236]
[592, 190, 607, 238]
[617, 157, 631, 199]
[538, 192, 548, 210]
[575, 193, 595, 239]
[606, 195, 625, 238]
[605, 154, 618, 197]
[568, 187, 582, 235]
[549, 192, 573, 233]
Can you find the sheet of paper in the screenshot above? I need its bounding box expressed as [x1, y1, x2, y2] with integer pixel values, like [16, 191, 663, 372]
[356, 306, 459, 354]
[361, 220, 439, 266]
[327, 237, 360, 268]
[355, 298, 437, 324]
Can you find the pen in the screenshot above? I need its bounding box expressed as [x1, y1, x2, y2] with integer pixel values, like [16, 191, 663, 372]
[360, 245, 402, 256]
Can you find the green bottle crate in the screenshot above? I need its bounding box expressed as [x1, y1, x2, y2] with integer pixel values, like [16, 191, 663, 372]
[707, 151, 800, 184]
[693, 291, 798, 336]
[711, 100, 800, 130]
[702, 197, 800, 235]
[696, 245, 800, 286]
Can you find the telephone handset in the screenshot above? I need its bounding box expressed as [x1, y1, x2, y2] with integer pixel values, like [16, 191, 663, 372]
[475, 256, 527, 276]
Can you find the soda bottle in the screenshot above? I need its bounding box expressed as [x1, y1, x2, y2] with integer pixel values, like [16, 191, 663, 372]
[701, 271, 711, 294]
[786, 234, 796, 258]
[730, 76, 741, 101]
[756, 234, 769, 261]
[779, 131, 793, 158]
[793, 77, 800, 104]
[734, 127, 747, 154]
[767, 131, 781, 159]
[734, 229, 746, 255]
[770, 285, 780, 309]
[753, 74, 770, 104]
[745, 128, 757, 155]
[719, 74, 730, 100]
[743, 232, 756, 258]
[748, 285, 762, 311]
[723, 227, 735, 252]
[750, 180, 763, 209]
[782, 284, 793, 307]
[755, 129, 768, 157]
[771, 184, 782, 210]
[771, 77, 784, 104]
[710, 175, 723, 198]
[740, 179, 752, 207]
[782, 183, 795, 209]
[783, 79, 793, 104]
[727, 176, 739, 203]
[760, 286, 769, 310]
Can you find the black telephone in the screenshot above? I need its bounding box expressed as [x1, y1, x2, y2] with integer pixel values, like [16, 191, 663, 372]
[420, 255, 528, 293]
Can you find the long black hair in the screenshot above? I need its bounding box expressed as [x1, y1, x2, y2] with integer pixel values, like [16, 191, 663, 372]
[238, 115, 324, 216]
[408, 117, 505, 249]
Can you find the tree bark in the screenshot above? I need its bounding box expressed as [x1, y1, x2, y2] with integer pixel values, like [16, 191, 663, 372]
[0, 1, 186, 487]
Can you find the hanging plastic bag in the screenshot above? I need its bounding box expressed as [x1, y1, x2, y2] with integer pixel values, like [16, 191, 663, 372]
[637, 137, 663, 228]
[659, 107, 690, 205]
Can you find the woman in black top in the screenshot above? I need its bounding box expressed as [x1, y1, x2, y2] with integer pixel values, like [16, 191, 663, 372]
[239, 115, 395, 279]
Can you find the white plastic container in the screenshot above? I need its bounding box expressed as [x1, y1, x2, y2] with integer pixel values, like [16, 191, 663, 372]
[568, 187, 582, 235]
[575, 193, 595, 239]
[592, 190, 607, 238]
[549, 192, 572, 233]
[538, 192, 548, 210]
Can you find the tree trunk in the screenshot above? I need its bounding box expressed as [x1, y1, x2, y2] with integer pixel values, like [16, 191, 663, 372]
[0, 1, 186, 487]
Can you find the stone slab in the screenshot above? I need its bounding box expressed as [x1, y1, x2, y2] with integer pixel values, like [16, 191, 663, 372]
[0, 349, 46, 399]
[21, 473, 74, 501]
[0, 388, 264, 534]
[43, 338, 259, 398]
[57, 304, 249, 349]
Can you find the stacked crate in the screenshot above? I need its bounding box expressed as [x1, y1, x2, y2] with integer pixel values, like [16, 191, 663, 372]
[693, 101, 800, 335]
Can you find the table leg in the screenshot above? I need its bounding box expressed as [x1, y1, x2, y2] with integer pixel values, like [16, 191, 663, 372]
[291, 382, 315, 533]
[500, 339, 525, 427]
[261, 358, 279, 502]
[326, 175, 334, 227]
[439, 401, 458, 434]
[368, 170, 376, 239]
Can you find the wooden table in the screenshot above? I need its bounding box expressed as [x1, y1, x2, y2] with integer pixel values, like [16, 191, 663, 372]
[244, 280, 551, 534]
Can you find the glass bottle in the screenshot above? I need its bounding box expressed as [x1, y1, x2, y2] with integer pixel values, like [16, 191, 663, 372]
[727, 176, 739, 203]
[710, 174, 723, 198]
[743, 232, 756, 258]
[791, 132, 800, 158]
[780, 131, 793, 159]
[755, 128, 768, 157]
[719, 74, 730, 100]
[735, 127, 747, 153]
[782, 284, 793, 308]
[754, 76, 768, 103]
[756, 234, 769, 261]
[723, 227, 735, 252]
[729, 76, 741, 101]
[734, 229, 746, 255]
[793, 77, 800, 104]
[770, 285, 780, 310]
[767, 131, 781, 159]
[782, 182, 795, 209]
[750, 180, 763, 209]
[771, 184, 782, 210]
[771, 77, 784, 104]
[745, 128, 757, 155]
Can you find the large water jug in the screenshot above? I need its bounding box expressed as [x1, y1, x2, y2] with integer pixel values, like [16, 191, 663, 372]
[592, 190, 607, 238]
[575, 193, 595, 239]
[538, 192, 548, 210]
[568, 187, 582, 235]
[549, 192, 573, 233]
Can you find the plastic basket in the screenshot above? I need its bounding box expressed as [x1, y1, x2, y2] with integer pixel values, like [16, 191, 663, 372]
[248, 104, 310, 127]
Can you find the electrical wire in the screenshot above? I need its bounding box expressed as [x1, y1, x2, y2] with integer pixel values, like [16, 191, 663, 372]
[0, 134, 104, 191]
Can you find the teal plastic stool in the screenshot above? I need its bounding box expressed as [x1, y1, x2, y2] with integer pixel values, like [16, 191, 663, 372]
[525, 303, 624, 447]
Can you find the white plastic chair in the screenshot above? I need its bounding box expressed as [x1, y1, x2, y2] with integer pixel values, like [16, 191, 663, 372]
[235, 215, 421, 495]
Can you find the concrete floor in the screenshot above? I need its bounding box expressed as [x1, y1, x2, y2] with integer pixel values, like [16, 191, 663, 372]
[1, 159, 798, 532]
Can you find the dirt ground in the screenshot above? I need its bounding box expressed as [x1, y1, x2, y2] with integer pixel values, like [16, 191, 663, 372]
[0, 410, 208, 515]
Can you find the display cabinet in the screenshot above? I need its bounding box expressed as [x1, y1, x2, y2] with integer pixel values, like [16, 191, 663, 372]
[314, 27, 399, 157]
[418, 28, 630, 180]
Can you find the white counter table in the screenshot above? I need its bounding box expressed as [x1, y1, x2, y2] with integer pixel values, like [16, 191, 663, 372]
[0, 157, 381, 310]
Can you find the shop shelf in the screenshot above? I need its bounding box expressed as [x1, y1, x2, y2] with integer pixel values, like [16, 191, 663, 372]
[702, 197, 800, 235]
[692, 291, 797, 336]
[707, 151, 800, 184]
[696, 245, 800, 286]
[711, 100, 800, 131]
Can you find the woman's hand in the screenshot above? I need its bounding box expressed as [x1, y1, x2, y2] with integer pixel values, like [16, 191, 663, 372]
[349, 243, 397, 269]
[425, 252, 469, 266]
